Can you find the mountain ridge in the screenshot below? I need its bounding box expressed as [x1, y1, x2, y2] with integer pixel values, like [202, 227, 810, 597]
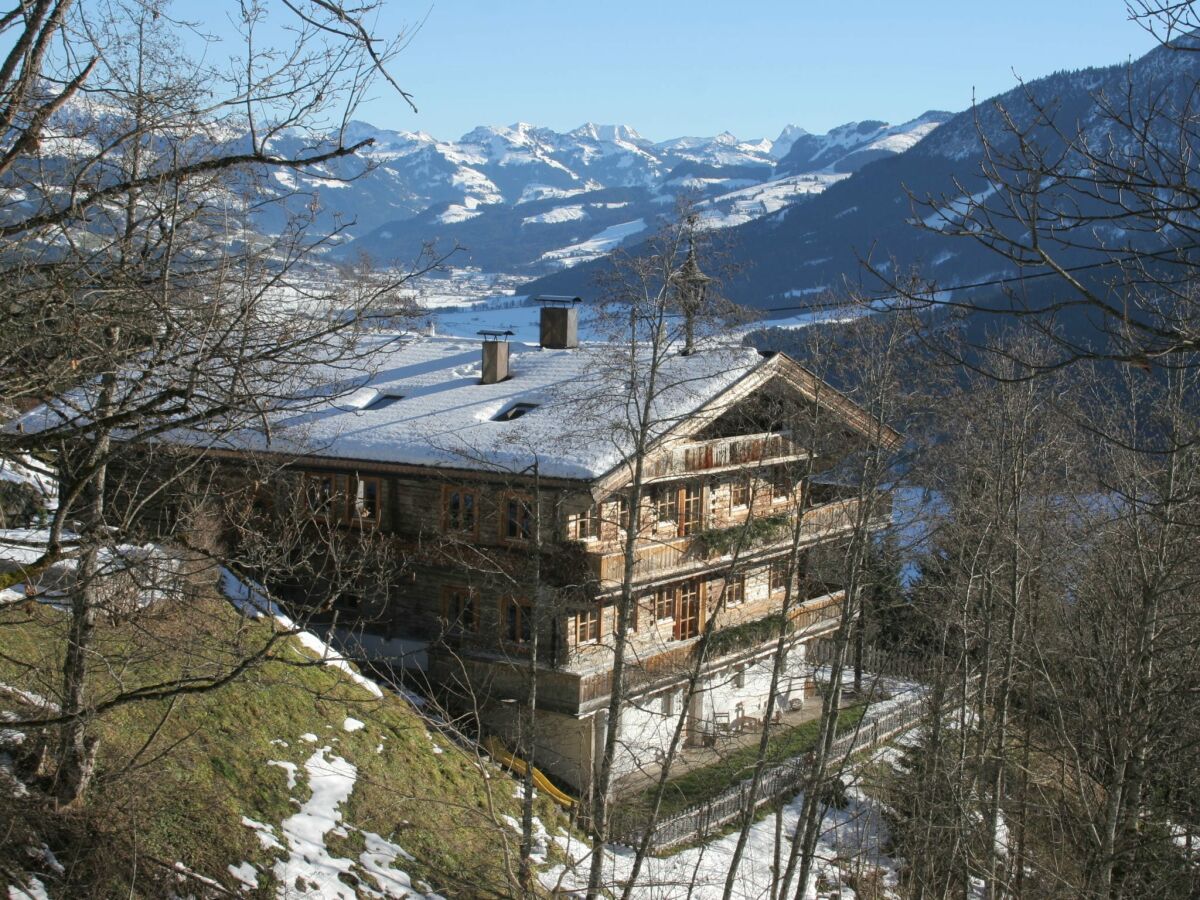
[523, 40, 1199, 313]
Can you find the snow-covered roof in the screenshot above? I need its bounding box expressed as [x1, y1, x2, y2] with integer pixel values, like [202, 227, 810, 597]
[212, 334, 766, 482]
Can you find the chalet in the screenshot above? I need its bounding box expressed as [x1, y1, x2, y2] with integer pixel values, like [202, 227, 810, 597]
[23, 300, 900, 794]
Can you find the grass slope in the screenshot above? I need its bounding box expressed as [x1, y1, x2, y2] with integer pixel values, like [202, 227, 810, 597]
[0, 589, 569, 898]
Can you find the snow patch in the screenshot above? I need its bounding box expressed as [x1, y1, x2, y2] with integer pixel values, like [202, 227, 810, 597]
[7, 877, 49, 900]
[267, 759, 299, 789]
[240, 816, 284, 851]
[522, 205, 586, 226]
[273, 748, 359, 897]
[343, 717, 365, 732]
[218, 568, 384, 699]
[540, 219, 646, 267]
[227, 861, 258, 889]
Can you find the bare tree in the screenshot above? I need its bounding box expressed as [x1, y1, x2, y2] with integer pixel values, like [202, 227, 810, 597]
[0, 0, 435, 806]
[578, 207, 742, 898]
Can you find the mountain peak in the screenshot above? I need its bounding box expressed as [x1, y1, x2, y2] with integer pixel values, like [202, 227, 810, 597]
[568, 122, 645, 144]
[771, 124, 809, 159]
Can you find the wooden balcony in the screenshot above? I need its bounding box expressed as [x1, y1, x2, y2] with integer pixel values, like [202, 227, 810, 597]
[429, 590, 848, 716]
[585, 497, 874, 587]
[576, 590, 846, 708]
[646, 431, 808, 480]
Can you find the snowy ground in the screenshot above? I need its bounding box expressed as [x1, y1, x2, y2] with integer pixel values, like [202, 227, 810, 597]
[537, 675, 927, 899]
[542, 741, 904, 899]
[0, 456, 56, 511]
[236, 743, 441, 898]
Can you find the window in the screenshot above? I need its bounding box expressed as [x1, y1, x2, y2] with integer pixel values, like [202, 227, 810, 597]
[770, 559, 790, 594]
[732, 666, 745, 689]
[306, 472, 349, 521]
[615, 494, 630, 532]
[674, 579, 702, 640]
[680, 483, 703, 536]
[772, 468, 793, 502]
[654, 484, 677, 525]
[730, 478, 750, 509]
[441, 585, 478, 632]
[575, 606, 601, 645]
[444, 487, 479, 535]
[503, 496, 534, 541]
[653, 585, 676, 622]
[493, 402, 539, 422]
[568, 504, 601, 541]
[352, 475, 381, 520]
[364, 393, 404, 411]
[725, 572, 745, 605]
[502, 597, 532, 645]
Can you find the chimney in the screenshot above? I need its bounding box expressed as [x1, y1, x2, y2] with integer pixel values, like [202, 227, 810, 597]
[478, 330, 513, 384]
[535, 295, 581, 349]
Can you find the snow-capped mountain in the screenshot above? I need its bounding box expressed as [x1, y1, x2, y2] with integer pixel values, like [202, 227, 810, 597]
[527, 39, 1200, 323]
[10, 100, 950, 279]
[775, 112, 951, 175]
[300, 114, 948, 274]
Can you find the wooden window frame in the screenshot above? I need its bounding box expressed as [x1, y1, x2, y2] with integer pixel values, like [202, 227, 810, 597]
[725, 572, 746, 605]
[653, 584, 677, 623]
[653, 484, 678, 528]
[574, 605, 602, 645]
[615, 494, 630, 533]
[674, 578, 703, 641]
[501, 596, 533, 646]
[443, 485, 480, 538]
[351, 474, 382, 522]
[501, 493, 534, 543]
[730, 477, 751, 510]
[680, 483, 703, 536]
[440, 585, 479, 633]
[305, 472, 350, 522]
[568, 503, 601, 542]
[772, 467, 793, 503]
[769, 559, 790, 594]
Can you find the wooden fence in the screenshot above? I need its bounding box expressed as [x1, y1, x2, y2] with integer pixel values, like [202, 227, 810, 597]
[609, 689, 931, 851]
[808, 638, 933, 683]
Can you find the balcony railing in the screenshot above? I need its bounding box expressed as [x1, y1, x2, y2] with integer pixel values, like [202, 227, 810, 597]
[647, 431, 806, 479]
[576, 590, 846, 707]
[585, 497, 874, 586]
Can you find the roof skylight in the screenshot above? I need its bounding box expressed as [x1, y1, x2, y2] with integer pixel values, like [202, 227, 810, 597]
[493, 402, 539, 422]
[364, 393, 405, 411]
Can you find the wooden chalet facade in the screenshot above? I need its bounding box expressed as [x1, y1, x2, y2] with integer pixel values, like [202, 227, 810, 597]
[230, 304, 902, 792]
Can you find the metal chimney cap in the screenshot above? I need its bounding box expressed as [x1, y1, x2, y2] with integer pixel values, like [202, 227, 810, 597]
[477, 329, 515, 342]
[533, 295, 582, 307]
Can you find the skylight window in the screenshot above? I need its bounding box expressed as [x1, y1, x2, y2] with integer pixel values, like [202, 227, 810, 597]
[493, 402, 539, 422]
[364, 393, 405, 411]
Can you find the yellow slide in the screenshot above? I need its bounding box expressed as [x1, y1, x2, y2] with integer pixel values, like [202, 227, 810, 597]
[484, 736, 577, 809]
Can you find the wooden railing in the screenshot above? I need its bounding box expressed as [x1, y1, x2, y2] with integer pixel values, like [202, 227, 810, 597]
[576, 592, 846, 708]
[647, 431, 806, 479]
[586, 497, 870, 585]
[790, 591, 844, 634]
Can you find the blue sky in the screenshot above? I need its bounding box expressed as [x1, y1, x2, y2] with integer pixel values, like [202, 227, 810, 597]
[192, 1, 1161, 141]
